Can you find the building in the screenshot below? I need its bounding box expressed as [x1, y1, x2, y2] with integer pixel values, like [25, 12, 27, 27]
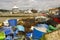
[49, 8, 59, 15]
[12, 6, 20, 14]
[24, 9, 32, 14]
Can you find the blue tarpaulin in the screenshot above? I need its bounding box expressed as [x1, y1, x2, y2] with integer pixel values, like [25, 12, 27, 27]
[3, 27, 13, 35]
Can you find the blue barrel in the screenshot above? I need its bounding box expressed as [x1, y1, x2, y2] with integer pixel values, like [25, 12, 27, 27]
[8, 19, 17, 26]
[32, 29, 45, 40]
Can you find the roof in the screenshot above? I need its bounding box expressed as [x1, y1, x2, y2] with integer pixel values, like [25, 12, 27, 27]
[13, 6, 18, 8]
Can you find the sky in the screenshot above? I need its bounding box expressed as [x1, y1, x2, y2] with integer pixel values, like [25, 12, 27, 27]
[0, 0, 60, 10]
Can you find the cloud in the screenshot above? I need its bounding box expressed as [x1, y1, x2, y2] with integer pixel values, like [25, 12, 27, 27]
[0, 0, 60, 10]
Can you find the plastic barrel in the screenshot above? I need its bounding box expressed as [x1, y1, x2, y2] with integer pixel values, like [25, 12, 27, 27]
[8, 19, 17, 26]
[32, 29, 45, 40]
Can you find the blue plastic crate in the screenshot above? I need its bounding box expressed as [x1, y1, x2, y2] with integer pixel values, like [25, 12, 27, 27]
[8, 19, 17, 26]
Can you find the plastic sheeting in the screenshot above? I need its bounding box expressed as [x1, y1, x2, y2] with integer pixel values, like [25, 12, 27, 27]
[16, 25, 25, 32]
[3, 27, 13, 35]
